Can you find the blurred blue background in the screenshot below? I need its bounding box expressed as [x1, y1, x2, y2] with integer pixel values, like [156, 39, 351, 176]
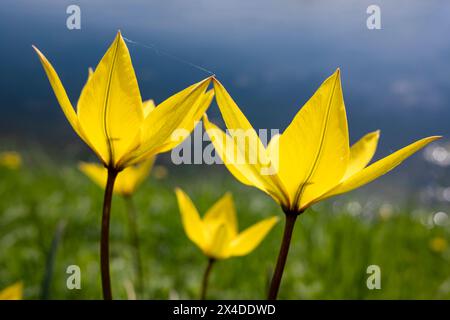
[0, 0, 448, 162]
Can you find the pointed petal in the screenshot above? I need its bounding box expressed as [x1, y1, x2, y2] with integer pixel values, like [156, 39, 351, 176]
[203, 115, 253, 186]
[212, 79, 272, 170]
[142, 99, 155, 118]
[213, 78, 261, 133]
[320, 136, 441, 200]
[175, 188, 206, 251]
[205, 224, 231, 259]
[228, 216, 279, 257]
[129, 157, 155, 191]
[80, 158, 154, 196]
[32, 46, 84, 140]
[123, 78, 212, 166]
[157, 88, 215, 153]
[203, 114, 288, 206]
[79, 162, 108, 188]
[207, 80, 289, 206]
[278, 69, 350, 210]
[0, 282, 23, 300]
[203, 192, 238, 237]
[77, 31, 144, 167]
[343, 130, 380, 180]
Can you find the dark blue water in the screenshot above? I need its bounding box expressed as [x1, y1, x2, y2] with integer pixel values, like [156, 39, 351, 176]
[0, 0, 449, 155]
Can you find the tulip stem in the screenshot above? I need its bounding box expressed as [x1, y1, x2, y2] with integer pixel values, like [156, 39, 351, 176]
[200, 258, 215, 300]
[100, 168, 118, 300]
[124, 195, 144, 298]
[268, 212, 299, 300]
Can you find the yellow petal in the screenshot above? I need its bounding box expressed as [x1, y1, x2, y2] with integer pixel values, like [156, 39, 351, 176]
[343, 130, 380, 180]
[205, 223, 231, 259]
[278, 69, 349, 211]
[32, 47, 86, 142]
[320, 136, 441, 200]
[80, 158, 154, 196]
[123, 78, 212, 166]
[228, 216, 279, 257]
[77, 31, 144, 167]
[142, 99, 155, 118]
[0, 282, 23, 300]
[203, 115, 287, 206]
[79, 162, 107, 188]
[175, 188, 206, 251]
[157, 89, 215, 154]
[207, 80, 289, 205]
[126, 157, 155, 192]
[212, 79, 270, 168]
[203, 192, 238, 238]
[114, 157, 154, 195]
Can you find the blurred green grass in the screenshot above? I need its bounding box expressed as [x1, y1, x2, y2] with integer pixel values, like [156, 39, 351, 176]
[0, 156, 449, 300]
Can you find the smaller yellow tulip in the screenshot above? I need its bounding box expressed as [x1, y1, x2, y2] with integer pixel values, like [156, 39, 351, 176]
[79, 158, 154, 197]
[175, 188, 278, 260]
[0, 151, 22, 170]
[0, 282, 23, 300]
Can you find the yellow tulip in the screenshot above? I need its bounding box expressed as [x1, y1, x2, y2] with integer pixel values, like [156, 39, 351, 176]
[33, 31, 213, 170]
[0, 151, 22, 170]
[0, 282, 23, 300]
[205, 71, 440, 213]
[204, 70, 441, 299]
[79, 158, 154, 197]
[176, 188, 278, 259]
[175, 188, 278, 299]
[33, 31, 214, 300]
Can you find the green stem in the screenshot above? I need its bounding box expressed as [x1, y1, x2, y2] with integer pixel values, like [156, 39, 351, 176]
[40, 220, 66, 299]
[100, 168, 118, 300]
[267, 212, 299, 300]
[200, 258, 215, 300]
[124, 195, 144, 298]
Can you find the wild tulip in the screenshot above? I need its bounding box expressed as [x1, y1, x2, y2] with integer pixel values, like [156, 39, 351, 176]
[175, 188, 278, 299]
[33, 31, 213, 299]
[203, 70, 441, 299]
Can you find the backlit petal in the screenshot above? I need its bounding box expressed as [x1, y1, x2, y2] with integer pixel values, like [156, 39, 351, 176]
[156, 89, 214, 154]
[208, 80, 289, 206]
[343, 130, 380, 180]
[77, 31, 144, 167]
[32, 46, 92, 148]
[142, 99, 155, 118]
[228, 216, 279, 257]
[79, 162, 107, 189]
[319, 136, 441, 200]
[203, 192, 238, 237]
[175, 188, 206, 251]
[203, 115, 287, 205]
[205, 224, 231, 259]
[123, 78, 212, 166]
[278, 69, 349, 211]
